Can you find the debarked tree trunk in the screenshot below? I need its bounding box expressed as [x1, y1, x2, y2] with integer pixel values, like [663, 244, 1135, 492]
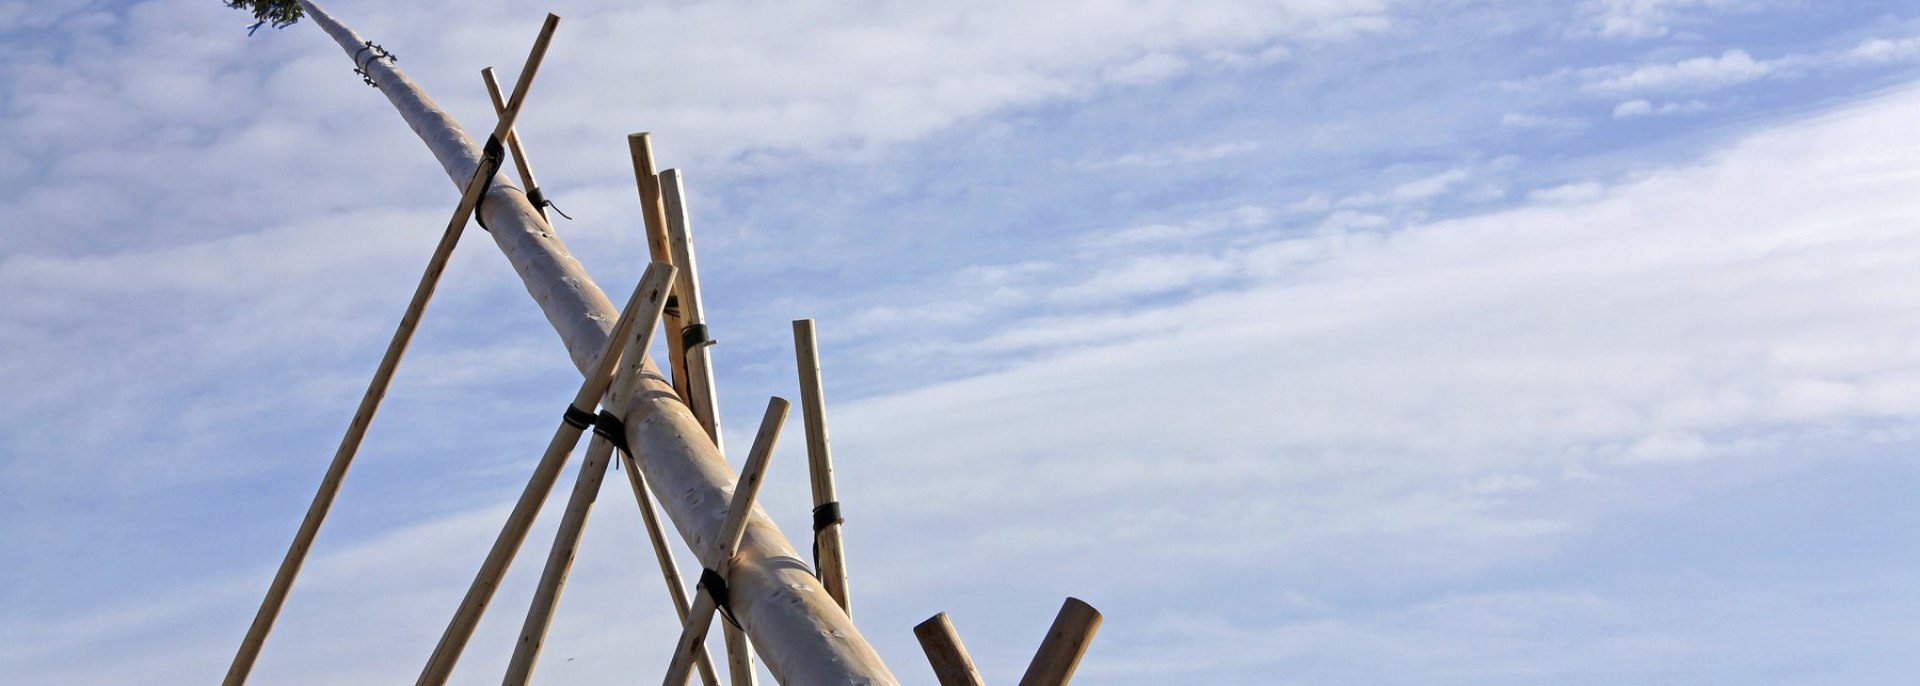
[293, 2, 898, 682]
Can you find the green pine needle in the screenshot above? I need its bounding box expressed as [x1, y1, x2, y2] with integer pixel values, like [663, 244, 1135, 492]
[226, 0, 303, 30]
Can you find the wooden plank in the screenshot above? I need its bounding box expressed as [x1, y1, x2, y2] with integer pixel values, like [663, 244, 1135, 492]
[414, 261, 677, 686]
[662, 398, 789, 686]
[1016, 598, 1103, 686]
[499, 256, 676, 685]
[221, 14, 560, 686]
[792, 319, 851, 614]
[913, 613, 987, 686]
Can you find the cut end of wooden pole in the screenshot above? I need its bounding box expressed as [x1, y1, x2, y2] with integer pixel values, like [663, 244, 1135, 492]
[1017, 597, 1103, 686]
[914, 612, 986, 686]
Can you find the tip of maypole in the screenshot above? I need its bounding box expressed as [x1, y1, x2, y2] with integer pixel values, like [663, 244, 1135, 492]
[226, 0, 304, 32]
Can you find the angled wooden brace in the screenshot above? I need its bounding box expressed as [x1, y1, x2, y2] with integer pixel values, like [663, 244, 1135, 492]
[223, 15, 560, 686]
[660, 397, 792, 686]
[414, 259, 676, 685]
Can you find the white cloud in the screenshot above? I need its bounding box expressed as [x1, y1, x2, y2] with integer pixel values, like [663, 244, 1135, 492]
[1576, 0, 1761, 39]
[1086, 140, 1263, 169]
[1577, 35, 1920, 99]
[1500, 112, 1586, 130]
[1589, 49, 1772, 93]
[1612, 98, 1710, 118]
[1844, 36, 1920, 63]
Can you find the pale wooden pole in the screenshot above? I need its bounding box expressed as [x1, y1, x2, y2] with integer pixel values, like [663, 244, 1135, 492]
[499, 259, 676, 686]
[222, 16, 559, 686]
[791, 319, 852, 614]
[415, 261, 678, 686]
[1016, 598, 1103, 686]
[616, 450, 722, 686]
[481, 67, 547, 225]
[658, 169, 756, 685]
[913, 613, 987, 686]
[627, 134, 691, 403]
[662, 398, 789, 686]
[296, 3, 898, 681]
[659, 170, 723, 450]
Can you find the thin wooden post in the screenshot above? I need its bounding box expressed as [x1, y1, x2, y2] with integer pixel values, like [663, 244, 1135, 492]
[792, 319, 851, 614]
[913, 613, 987, 686]
[626, 134, 691, 403]
[222, 16, 559, 686]
[481, 67, 547, 225]
[415, 261, 677, 686]
[499, 258, 675, 685]
[659, 170, 723, 450]
[617, 451, 722, 686]
[658, 169, 754, 685]
[1016, 598, 1103, 686]
[662, 398, 790, 686]
[499, 435, 616, 685]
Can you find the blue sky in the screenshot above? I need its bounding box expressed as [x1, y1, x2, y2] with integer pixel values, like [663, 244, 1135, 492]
[3, 0, 1920, 683]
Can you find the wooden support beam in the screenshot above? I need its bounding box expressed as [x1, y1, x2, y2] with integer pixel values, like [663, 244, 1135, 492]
[414, 261, 678, 686]
[617, 451, 722, 686]
[627, 134, 691, 404]
[500, 258, 676, 686]
[221, 15, 559, 685]
[792, 319, 851, 614]
[295, 3, 899, 681]
[662, 398, 790, 686]
[1016, 598, 1103, 686]
[481, 67, 548, 225]
[660, 170, 723, 451]
[658, 169, 754, 685]
[913, 613, 987, 686]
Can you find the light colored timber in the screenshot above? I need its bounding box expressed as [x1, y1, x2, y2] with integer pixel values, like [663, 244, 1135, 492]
[660, 170, 723, 451]
[792, 319, 851, 614]
[627, 134, 692, 404]
[500, 435, 616, 685]
[221, 13, 558, 685]
[415, 260, 678, 686]
[500, 258, 675, 686]
[662, 398, 789, 686]
[1016, 598, 1103, 686]
[659, 169, 754, 685]
[298, 3, 899, 682]
[481, 67, 548, 225]
[616, 449, 722, 686]
[913, 613, 987, 686]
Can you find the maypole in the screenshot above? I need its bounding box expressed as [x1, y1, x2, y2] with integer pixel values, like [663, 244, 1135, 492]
[222, 1, 898, 683]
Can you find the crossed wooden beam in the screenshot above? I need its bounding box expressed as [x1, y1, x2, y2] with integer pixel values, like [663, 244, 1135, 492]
[225, 8, 1101, 685]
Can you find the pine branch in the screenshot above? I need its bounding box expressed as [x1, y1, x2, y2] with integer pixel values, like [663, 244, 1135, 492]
[226, 0, 303, 31]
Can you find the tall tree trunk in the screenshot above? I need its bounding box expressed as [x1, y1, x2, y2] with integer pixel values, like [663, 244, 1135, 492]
[294, 2, 898, 682]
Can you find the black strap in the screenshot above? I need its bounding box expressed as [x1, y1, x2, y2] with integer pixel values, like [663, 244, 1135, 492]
[525, 186, 574, 221]
[471, 134, 506, 232]
[810, 501, 843, 581]
[699, 568, 743, 630]
[680, 324, 716, 352]
[562, 404, 595, 430]
[812, 501, 843, 533]
[593, 410, 630, 472]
